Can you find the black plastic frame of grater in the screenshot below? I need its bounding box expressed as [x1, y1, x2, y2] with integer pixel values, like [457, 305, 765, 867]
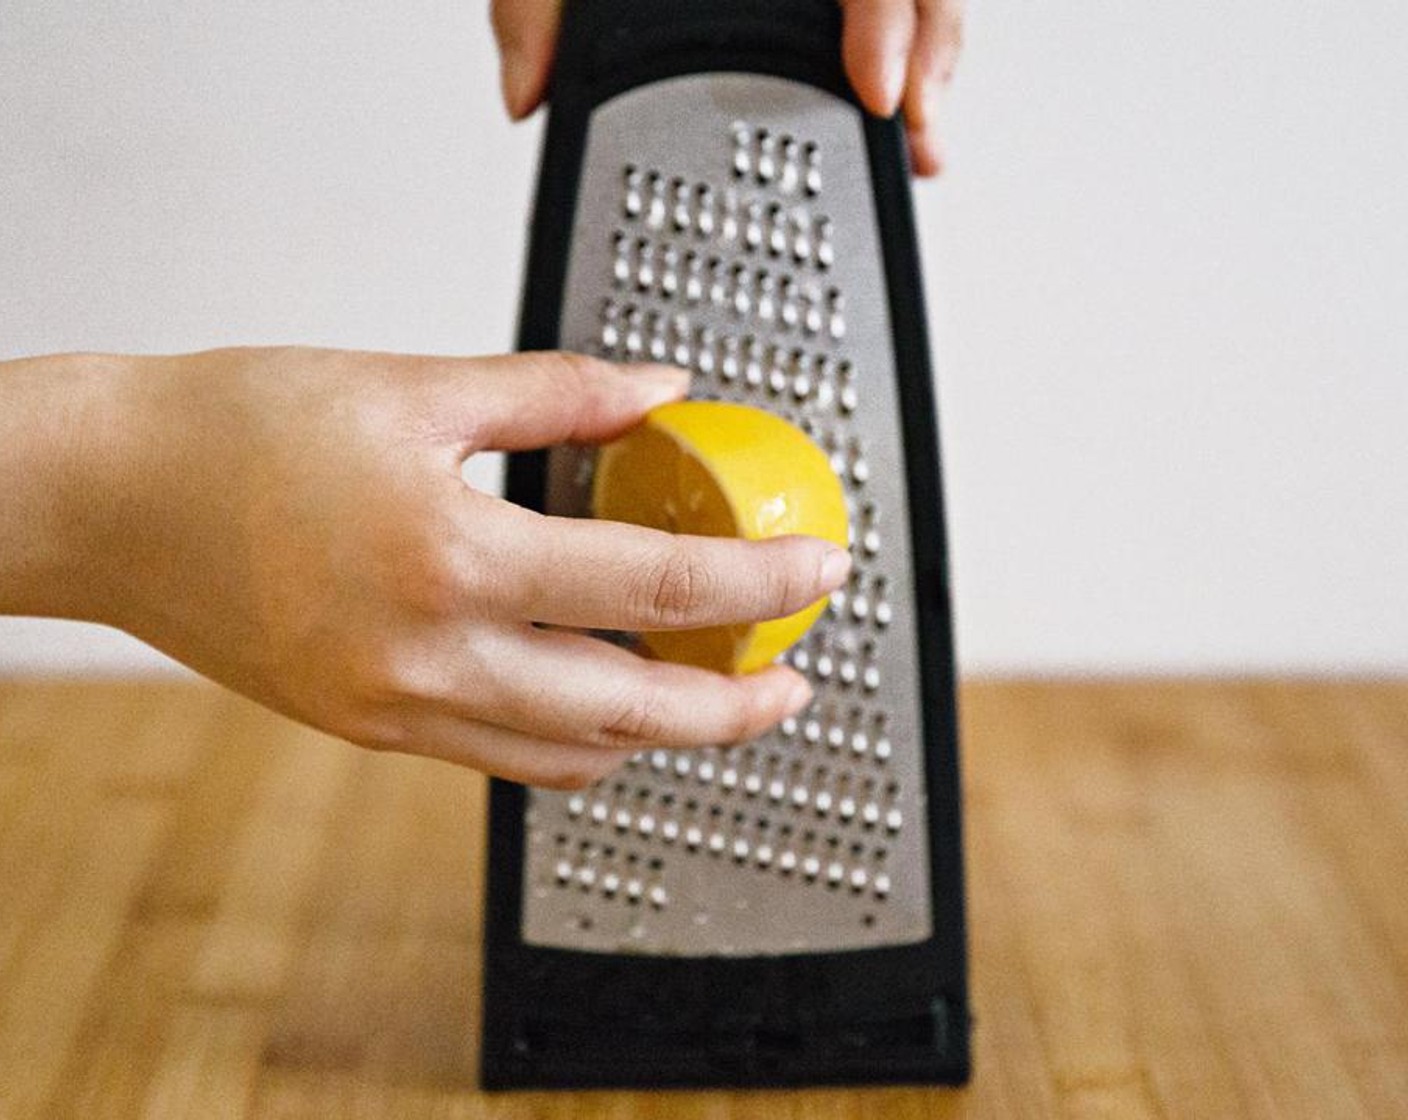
[481, 0, 969, 1090]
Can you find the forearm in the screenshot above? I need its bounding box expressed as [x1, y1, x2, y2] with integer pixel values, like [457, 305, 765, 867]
[0, 352, 133, 621]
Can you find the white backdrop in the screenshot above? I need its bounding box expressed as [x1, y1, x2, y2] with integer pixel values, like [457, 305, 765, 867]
[2, 1, 1405, 676]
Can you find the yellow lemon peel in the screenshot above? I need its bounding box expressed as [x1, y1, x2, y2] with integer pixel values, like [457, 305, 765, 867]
[592, 400, 849, 673]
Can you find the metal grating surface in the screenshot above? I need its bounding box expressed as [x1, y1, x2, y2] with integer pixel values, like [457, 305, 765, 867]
[522, 74, 933, 954]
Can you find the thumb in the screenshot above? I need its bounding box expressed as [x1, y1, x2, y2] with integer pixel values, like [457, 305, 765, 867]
[458, 352, 688, 452]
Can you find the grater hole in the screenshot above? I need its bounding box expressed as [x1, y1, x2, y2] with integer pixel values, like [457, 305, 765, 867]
[804, 157, 822, 197]
[731, 122, 751, 179]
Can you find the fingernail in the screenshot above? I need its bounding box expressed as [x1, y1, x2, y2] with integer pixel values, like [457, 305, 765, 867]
[881, 54, 907, 116]
[634, 364, 690, 405]
[818, 546, 853, 591]
[785, 677, 814, 715]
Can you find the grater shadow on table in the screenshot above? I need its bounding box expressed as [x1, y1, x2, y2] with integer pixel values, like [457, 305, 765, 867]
[483, 0, 968, 1090]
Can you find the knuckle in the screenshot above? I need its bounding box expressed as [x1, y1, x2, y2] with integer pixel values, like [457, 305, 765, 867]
[596, 686, 672, 747]
[633, 543, 713, 627]
[535, 350, 606, 400]
[347, 643, 443, 708]
[521, 352, 622, 438]
[393, 524, 474, 621]
[765, 546, 810, 619]
[401, 565, 459, 621]
[490, 520, 553, 621]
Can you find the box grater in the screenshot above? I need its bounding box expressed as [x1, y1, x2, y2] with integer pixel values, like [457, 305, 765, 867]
[483, 0, 969, 1089]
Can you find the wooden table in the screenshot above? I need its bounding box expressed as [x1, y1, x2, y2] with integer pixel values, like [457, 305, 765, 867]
[1, 679, 1404, 1118]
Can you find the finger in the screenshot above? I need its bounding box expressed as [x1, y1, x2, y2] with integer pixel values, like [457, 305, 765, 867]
[931, 0, 965, 85]
[902, 67, 944, 177]
[490, 0, 564, 120]
[477, 503, 852, 631]
[367, 709, 635, 788]
[905, 113, 944, 179]
[462, 624, 815, 750]
[903, 0, 964, 176]
[455, 352, 687, 452]
[839, 0, 917, 118]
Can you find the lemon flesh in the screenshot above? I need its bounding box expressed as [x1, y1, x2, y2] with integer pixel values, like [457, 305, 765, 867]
[592, 400, 849, 673]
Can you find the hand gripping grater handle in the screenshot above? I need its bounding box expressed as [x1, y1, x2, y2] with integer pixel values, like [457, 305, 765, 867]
[482, 0, 969, 1089]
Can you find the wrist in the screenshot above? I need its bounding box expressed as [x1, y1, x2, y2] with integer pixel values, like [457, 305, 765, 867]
[0, 351, 147, 622]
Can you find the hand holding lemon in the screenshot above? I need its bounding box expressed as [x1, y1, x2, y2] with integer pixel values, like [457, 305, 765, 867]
[3, 349, 851, 788]
[593, 400, 850, 674]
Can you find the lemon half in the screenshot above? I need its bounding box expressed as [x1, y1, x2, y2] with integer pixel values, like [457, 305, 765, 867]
[592, 400, 849, 673]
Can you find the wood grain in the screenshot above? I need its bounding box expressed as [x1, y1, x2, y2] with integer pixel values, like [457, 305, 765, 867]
[0, 678, 1405, 1118]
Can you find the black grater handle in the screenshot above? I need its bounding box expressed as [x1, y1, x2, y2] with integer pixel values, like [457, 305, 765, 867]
[557, 0, 845, 78]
